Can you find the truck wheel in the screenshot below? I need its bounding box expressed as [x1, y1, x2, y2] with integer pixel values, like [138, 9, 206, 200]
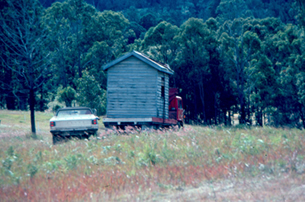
[105, 124, 117, 132]
[178, 121, 183, 129]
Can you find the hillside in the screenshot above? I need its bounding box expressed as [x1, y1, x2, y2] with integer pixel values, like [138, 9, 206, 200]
[40, 0, 297, 25]
[1, 0, 305, 131]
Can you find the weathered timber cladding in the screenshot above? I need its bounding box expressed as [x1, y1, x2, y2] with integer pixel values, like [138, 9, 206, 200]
[104, 51, 173, 119]
[106, 56, 158, 118]
[156, 71, 169, 119]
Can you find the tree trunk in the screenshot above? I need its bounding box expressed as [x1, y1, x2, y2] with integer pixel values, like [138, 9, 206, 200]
[29, 88, 36, 137]
[60, 54, 68, 88]
[6, 93, 15, 110]
[199, 81, 207, 124]
[194, 89, 198, 122]
[214, 92, 219, 125]
[299, 104, 305, 129]
[301, 107, 305, 128]
[224, 109, 227, 125]
[65, 100, 72, 107]
[228, 110, 232, 126]
[256, 107, 263, 126]
[18, 92, 27, 110]
[240, 103, 246, 124]
[214, 96, 217, 125]
[247, 94, 251, 123]
[78, 49, 82, 78]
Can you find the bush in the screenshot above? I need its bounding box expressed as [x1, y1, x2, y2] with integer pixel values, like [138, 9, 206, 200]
[76, 71, 106, 116]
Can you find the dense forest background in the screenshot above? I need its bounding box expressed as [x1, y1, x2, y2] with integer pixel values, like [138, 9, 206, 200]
[1, 0, 305, 132]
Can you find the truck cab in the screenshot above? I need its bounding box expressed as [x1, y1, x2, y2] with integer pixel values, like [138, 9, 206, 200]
[168, 89, 184, 127]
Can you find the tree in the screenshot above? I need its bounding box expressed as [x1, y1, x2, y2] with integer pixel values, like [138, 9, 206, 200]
[42, 0, 98, 87]
[42, 0, 129, 113]
[139, 13, 158, 30]
[278, 24, 305, 127]
[42, 0, 129, 89]
[178, 18, 213, 123]
[57, 86, 76, 107]
[142, 21, 180, 64]
[76, 71, 106, 116]
[219, 18, 262, 124]
[295, 0, 305, 29]
[0, 0, 52, 136]
[216, 0, 252, 22]
[249, 55, 276, 126]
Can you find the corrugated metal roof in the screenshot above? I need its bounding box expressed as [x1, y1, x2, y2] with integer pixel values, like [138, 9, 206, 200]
[103, 51, 174, 75]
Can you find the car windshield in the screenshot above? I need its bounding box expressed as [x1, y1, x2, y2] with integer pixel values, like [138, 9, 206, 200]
[57, 109, 92, 116]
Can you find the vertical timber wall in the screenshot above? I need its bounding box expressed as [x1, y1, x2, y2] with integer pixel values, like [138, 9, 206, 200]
[156, 71, 169, 119]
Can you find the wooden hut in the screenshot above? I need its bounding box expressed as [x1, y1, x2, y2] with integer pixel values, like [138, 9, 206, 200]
[103, 51, 173, 120]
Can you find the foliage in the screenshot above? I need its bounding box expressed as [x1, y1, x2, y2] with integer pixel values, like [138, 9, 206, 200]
[57, 86, 76, 107]
[76, 71, 106, 115]
[1, 0, 305, 128]
[0, 0, 53, 136]
[139, 13, 158, 30]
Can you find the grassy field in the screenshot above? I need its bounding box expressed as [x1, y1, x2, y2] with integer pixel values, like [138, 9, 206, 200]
[0, 109, 304, 201]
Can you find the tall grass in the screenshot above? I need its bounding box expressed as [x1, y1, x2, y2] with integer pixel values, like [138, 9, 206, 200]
[0, 110, 304, 201]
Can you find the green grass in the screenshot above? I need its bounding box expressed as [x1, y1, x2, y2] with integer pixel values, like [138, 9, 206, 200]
[0, 110, 304, 201]
[0, 110, 53, 133]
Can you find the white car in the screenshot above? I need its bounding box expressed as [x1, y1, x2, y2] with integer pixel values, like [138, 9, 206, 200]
[50, 107, 99, 144]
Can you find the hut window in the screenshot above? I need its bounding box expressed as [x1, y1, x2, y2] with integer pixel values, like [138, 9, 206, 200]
[161, 86, 165, 98]
[161, 77, 165, 98]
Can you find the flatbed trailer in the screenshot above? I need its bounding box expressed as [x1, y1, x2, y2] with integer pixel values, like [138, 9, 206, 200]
[103, 117, 178, 130]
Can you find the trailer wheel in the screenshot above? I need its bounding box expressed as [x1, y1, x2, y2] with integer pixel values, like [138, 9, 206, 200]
[178, 121, 183, 129]
[141, 124, 156, 132]
[105, 124, 117, 132]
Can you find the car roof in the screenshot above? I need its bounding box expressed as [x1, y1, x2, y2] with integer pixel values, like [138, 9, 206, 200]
[56, 107, 92, 113]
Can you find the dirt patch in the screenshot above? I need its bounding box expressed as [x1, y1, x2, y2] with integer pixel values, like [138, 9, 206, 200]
[147, 174, 305, 201]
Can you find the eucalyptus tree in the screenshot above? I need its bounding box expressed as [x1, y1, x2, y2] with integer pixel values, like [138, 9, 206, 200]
[0, 0, 52, 136]
[218, 18, 262, 124]
[294, 50, 305, 128]
[239, 17, 305, 127]
[296, 0, 305, 27]
[174, 17, 229, 124]
[42, 0, 129, 88]
[42, 0, 96, 88]
[82, 9, 129, 87]
[276, 24, 305, 127]
[216, 0, 252, 23]
[42, 0, 129, 108]
[258, 22, 302, 126]
[177, 18, 211, 123]
[234, 18, 281, 125]
[248, 55, 276, 126]
[142, 21, 180, 65]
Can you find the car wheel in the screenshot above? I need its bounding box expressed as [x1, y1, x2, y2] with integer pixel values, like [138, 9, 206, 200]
[82, 134, 89, 139]
[52, 134, 62, 145]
